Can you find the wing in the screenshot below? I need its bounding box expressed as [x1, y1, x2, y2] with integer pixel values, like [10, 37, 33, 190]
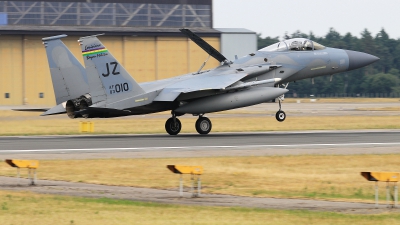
[154, 62, 283, 102]
[154, 73, 247, 101]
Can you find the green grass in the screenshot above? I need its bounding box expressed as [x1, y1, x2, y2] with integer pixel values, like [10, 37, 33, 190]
[250, 187, 372, 200]
[1, 190, 400, 225]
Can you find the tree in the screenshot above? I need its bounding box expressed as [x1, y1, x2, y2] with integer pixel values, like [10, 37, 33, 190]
[361, 73, 399, 94]
[257, 34, 279, 49]
[375, 29, 393, 73]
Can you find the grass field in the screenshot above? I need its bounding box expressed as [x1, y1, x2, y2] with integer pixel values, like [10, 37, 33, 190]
[0, 190, 399, 225]
[1, 154, 399, 202]
[356, 107, 400, 111]
[0, 111, 399, 135]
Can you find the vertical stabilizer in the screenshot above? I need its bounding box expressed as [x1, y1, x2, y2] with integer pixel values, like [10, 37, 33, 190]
[78, 35, 145, 106]
[42, 35, 89, 105]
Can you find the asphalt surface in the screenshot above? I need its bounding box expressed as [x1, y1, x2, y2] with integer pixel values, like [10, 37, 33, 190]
[1, 130, 399, 151]
[0, 130, 399, 160]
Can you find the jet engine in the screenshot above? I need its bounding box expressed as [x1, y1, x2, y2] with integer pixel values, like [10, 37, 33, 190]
[65, 94, 92, 119]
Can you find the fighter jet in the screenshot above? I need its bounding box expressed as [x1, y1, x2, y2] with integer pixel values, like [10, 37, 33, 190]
[41, 29, 379, 135]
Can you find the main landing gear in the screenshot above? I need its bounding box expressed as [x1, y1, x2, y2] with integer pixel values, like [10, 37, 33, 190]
[195, 116, 212, 135]
[165, 112, 212, 135]
[275, 100, 286, 122]
[165, 113, 181, 135]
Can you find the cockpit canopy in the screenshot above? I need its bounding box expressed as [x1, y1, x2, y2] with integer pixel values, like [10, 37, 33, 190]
[259, 38, 325, 52]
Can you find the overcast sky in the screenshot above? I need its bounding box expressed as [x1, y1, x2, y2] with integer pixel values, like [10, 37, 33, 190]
[213, 0, 399, 40]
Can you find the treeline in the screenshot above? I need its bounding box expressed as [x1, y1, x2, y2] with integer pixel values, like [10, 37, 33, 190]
[258, 28, 400, 97]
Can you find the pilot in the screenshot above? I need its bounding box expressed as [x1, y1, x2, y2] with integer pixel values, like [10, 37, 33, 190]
[290, 41, 302, 51]
[303, 40, 313, 51]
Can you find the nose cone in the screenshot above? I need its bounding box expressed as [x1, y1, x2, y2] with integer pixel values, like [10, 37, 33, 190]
[345, 50, 380, 71]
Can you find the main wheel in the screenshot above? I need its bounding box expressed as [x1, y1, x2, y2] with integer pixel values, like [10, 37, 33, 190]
[275, 110, 286, 122]
[165, 118, 181, 135]
[195, 117, 212, 135]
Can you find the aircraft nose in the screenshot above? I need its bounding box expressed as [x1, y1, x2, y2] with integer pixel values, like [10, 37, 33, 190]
[345, 50, 380, 71]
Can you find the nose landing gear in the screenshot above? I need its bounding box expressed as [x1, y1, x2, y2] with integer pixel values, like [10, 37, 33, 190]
[275, 99, 286, 122]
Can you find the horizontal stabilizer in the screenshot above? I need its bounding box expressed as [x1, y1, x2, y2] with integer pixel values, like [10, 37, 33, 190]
[41, 103, 66, 116]
[75, 107, 131, 118]
[13, 108, 49, 112]
[180, 28, 228, 63]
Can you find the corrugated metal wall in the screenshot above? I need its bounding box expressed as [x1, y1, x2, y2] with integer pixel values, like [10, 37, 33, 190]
[0, 35, 23, 105]
[0, 35, 220, 105]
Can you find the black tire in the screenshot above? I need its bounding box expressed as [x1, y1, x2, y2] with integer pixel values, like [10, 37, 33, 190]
[195, 117, 212, 135]
[165, 118, 181, 135]
[275, 110, 286, 122]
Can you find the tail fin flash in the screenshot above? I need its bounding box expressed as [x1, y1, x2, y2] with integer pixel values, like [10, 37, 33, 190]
[78, 35, 144, 106]
[42, 35, 89, 105]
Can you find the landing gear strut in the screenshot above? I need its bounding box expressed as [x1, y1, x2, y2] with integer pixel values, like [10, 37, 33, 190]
[165, 112, 181, 135]
[195, 115, 212, 135]
[275, 100, 286, 122]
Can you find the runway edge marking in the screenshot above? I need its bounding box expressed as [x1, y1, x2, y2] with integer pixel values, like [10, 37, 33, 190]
[2, 142, 400, 153]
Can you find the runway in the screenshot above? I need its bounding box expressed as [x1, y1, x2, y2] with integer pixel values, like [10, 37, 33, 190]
[0, 130, 399, 159]
[1, 130, 400, 213]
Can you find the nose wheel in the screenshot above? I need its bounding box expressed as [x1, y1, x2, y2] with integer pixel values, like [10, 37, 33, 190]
[275, 100, 286, 122]
[195, 116, 212, 135]
[275, 110, 286, 122]
[165, 116, 182, 135]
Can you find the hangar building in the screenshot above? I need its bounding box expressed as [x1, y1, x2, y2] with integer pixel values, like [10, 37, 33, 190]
[0, 0, 256, 106]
